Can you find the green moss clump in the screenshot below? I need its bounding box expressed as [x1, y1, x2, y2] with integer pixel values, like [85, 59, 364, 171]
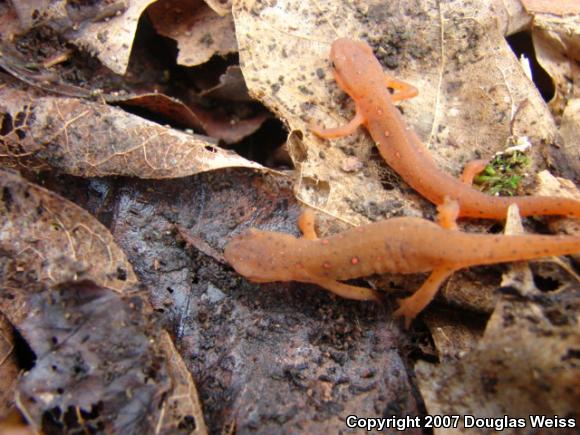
[474, 151, 530, 196]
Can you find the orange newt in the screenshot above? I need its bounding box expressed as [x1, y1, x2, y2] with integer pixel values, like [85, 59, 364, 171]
[311, 38, 580, 219]
[224, 204, 580, 327]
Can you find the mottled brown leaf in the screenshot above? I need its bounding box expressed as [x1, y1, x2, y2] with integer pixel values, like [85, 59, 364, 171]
[233, 0, 571, 225]
[416, 293, 580, 433]
[0, 169, 137, 325]
[0, 85, 262, 177]
[72, 0, 157, 75]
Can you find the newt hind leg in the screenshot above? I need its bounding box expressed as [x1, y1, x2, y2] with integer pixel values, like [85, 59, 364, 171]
[460, 159, 489, 185]
[314, 277, 381, 302]
[394, 268, 455, 328]
[297, 209, 318, 240]
[436, 196, 460, 231]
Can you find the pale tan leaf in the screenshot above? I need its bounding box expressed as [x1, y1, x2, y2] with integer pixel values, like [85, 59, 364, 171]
[525, 0, 580, 115]
[559, 100, 580, 176]
[233, 0, 568, 225]
[0, 313, 18, 420]
[156, 331, 208, 435]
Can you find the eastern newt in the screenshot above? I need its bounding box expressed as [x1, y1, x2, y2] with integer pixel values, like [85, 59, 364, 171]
[224, 204, 580, 327]
[311, 38, 580, 219]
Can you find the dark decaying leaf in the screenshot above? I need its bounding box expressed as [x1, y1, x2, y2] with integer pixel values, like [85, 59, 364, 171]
[105, 169, 420, 433]
[0, 169, 137, 316]
[16, 281, 169, 434]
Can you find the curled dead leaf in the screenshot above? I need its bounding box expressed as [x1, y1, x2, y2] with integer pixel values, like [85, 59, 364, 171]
[0, 171, 208, 433]
[417, 295, 580, 428]
[149, 0, 237, 67]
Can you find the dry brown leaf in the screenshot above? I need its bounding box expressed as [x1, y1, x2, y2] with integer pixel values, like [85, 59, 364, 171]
[9, 0, 128, 32]
[117, 89, 268, 145]
[200, 66, 251, 102]
[157, 331, 208, 435]
[10, 0, 69, 31]
[525, 0, 580, 112]
[6, 0, 148, 76]
[521, 0, 580, 177]
[149, 0, 237, 67]
[422, 309, 486, 360]
[0, 313, 18, 419]
[0, 85, 262, 177]
[522, 0, 580, 16]
[559, 100, 580, 177]
[0, 2, 21, 40]
[492, 0, 530, 36]
[118, 92, 205, 131]
[233, 0, 568, 226]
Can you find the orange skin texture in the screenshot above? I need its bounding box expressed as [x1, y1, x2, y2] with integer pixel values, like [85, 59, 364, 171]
[225, 210, 580, 327]
[312, 38, 580, 219]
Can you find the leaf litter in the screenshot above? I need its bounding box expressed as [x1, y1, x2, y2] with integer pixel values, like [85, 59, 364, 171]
[0, 0, 578, 433]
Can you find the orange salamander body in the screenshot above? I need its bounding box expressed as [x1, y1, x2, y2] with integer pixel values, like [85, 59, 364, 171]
[312, 38, 580, 220]
[225, 209, 580, 327]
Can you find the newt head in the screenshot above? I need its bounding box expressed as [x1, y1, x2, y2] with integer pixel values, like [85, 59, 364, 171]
[328, 38, 382, 100]
[224, 229, 303, 283]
